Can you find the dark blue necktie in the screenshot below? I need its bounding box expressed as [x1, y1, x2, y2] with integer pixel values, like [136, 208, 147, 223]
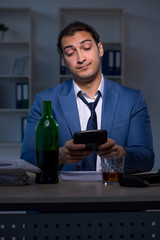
[78, 91, 101, 170]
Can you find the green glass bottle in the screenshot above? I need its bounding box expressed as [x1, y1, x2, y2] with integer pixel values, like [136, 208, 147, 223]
[35, 101, 59, 184]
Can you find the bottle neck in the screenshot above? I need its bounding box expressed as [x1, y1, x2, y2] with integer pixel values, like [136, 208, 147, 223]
[42, 101, 52, 117]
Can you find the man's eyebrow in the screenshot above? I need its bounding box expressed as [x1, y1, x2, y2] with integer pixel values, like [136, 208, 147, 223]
[80, 39, 92, 44]
[63, 39, 92, 52]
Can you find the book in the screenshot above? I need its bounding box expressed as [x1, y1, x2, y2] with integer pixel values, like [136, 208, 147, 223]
[12, 56, 29, 75]
[12, 59, 18, 75]
[16, 57, 25, 75]
[22, 56, 29, 75]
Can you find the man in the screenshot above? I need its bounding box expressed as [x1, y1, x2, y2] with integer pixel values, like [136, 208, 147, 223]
[21, 21, 154, 174]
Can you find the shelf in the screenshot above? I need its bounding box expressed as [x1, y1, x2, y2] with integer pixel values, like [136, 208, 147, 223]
[0, 142, 22, 147]
[0, 109, 29, 113]
[0, 41, 29, 45]
[0, 75, 30, 79]
[0, 7, 31, 149]
[59, 74, 72, 78]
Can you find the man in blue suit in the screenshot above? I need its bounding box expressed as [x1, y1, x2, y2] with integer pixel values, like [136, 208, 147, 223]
[21, 21, 154, 174]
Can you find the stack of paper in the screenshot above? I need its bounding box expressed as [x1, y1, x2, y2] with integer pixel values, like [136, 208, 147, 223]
[0, 159, 40, 186]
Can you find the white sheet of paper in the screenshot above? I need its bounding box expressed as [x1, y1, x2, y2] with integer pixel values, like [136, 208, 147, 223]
[60, 171, 102, 181]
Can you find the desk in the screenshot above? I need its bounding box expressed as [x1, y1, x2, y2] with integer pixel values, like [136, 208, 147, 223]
[0, 178, 160, 239]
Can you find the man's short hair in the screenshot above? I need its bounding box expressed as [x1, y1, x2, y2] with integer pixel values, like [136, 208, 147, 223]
[57, 21, 100, 56]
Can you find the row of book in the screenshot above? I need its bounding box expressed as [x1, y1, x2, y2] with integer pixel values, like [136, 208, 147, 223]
[102, 50, 121, 76]
[12, 56, 29, 75]
[16, 82, 29, 109]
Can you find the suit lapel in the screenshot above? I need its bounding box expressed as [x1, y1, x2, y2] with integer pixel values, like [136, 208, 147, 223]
[101, 79, 119, 137]
[57, 83, 81, 137]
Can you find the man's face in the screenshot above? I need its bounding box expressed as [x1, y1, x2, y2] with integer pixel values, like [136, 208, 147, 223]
[61, 31, 103, 83]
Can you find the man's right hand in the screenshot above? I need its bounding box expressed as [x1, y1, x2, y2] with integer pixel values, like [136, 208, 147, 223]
[59, 139, 93, 166]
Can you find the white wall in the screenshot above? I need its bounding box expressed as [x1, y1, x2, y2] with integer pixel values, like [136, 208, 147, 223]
[0, 0, 160, 171]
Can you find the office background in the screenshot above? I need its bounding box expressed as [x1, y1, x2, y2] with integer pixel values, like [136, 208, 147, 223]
[0, 0, 160, 171]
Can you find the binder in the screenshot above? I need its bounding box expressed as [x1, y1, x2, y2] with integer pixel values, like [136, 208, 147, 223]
[16, 83, 22, 109]
[102, 50, 114, 75]
[22, 83, 29, 109]
[16, 83, 29, 109]
[114, 50, 121, 75]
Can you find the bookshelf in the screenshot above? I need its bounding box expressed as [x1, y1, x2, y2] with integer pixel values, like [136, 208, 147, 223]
[0, 8, 31, 159]
[58, 8, 124, 85]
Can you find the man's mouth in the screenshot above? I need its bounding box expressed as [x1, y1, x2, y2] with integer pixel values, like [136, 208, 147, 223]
[77, 63, 91, 70]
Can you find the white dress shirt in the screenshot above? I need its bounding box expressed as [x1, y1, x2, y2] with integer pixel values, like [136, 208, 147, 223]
[73, 75, 104, 171]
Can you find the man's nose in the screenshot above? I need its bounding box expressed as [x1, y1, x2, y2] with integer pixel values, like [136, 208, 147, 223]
[77, 50, 86, 64]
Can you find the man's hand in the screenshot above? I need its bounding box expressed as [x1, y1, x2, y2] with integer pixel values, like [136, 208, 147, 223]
[59, 138, 126, 167]
[96, 138, 126, 158]
[59, 139, 93, 166]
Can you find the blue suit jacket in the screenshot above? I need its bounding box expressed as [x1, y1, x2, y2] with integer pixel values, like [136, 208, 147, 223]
[21, 77, 154, 174]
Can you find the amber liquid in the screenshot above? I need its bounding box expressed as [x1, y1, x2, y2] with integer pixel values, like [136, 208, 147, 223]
[36, 150, 59, 184]
[102, 172, 123, 183]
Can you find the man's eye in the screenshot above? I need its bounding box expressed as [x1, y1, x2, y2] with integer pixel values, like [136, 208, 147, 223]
[65, 51, 74, 57]
[67, 53, 74, 56]
[84, 47, 91, 51]
[66, 52, 74, 57]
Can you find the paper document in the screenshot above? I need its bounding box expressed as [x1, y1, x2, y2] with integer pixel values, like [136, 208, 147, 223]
[0, 159, 40, 186]
[0, 159, 40, 174]
[60, 171, 102, 181]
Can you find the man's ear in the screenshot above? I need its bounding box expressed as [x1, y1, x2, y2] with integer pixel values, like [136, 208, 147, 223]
[98, 42, 104, 57]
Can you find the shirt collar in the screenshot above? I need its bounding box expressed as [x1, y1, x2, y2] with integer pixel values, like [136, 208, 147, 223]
[73, 74, 104, 99]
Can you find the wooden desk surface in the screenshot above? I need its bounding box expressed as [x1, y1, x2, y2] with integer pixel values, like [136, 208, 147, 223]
[0, 176, 160, 212]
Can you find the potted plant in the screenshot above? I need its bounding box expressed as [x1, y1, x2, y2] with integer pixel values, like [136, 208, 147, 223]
[0, 23, 9, 41]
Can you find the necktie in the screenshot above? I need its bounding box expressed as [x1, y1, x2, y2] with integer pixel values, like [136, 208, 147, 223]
[78, 91, 101, 170]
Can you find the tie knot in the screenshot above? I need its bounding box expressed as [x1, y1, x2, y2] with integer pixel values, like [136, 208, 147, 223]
[78, 91, 101, 111]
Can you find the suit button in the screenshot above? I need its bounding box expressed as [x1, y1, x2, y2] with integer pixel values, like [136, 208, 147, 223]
[75, 165, 81, 171]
